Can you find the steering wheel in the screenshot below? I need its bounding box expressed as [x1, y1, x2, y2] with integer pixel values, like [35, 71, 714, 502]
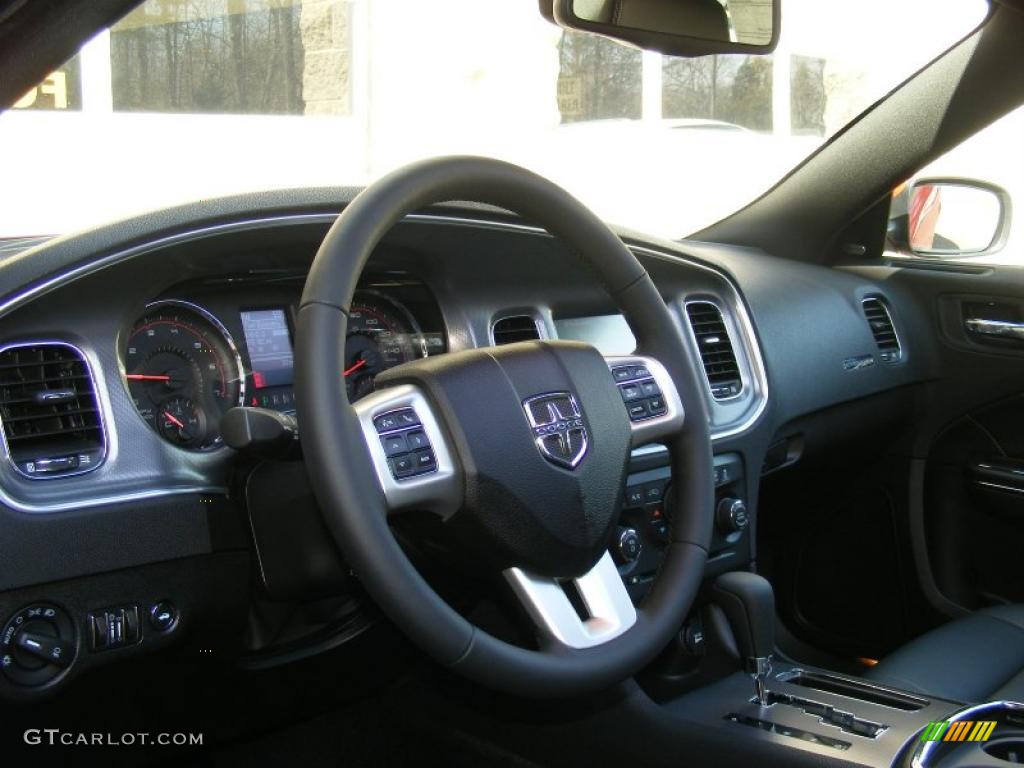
[295, 157, 714, 698]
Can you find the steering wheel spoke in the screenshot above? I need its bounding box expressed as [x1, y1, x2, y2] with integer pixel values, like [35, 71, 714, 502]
[352, 383, 463, 519]
[605, 355, 685, 447]
[504, 552, 637, 650]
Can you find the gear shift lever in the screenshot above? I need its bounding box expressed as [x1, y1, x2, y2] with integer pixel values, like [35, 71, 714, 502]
[712, 571, 776, 707]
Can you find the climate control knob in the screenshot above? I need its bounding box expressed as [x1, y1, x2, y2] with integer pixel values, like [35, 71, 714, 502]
[613, 527, 643, 565]
[716, 497, 749, 535]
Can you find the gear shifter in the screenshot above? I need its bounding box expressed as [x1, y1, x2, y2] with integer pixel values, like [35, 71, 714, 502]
[712, 571, 776, 707]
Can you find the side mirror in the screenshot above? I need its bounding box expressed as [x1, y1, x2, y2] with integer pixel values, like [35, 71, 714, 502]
[544, 0, 779, 57]
[895, 178, 1013, 259]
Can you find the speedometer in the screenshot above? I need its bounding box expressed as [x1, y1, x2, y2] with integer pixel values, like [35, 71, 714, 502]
[344, 291, 426, 402]
[122, 300, 245, 450]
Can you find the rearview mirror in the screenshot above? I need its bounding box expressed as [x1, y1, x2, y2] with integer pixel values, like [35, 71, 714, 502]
[899, 178, 1013, 258]
[546, 0, 779, 57]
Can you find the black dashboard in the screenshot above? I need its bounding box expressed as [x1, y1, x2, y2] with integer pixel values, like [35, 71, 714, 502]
[0, 189, 925, 700]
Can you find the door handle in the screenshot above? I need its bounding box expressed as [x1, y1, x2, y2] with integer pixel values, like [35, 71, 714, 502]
[964, 318, 1024, 340]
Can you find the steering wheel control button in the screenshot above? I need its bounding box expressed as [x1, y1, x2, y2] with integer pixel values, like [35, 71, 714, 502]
[373, 413, 401, 432]
[374, 407, 438, 481]
[619, 383, 642, 402]
[149, 601, 178, 633]
[390, 454, 416, 477]
[612, 366, 635, 382]
[2, 603, 77, 687]
[381, 433, 408, 457]
[413, 449, 437, 472]
[611, 364, 665, 422]
[374, 408, 420, 433]
[406, 430, 429, 450]
[627, 403, 647, 420]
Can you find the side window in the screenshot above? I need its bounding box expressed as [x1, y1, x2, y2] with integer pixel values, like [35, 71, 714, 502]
[886, 104, 1024, 265]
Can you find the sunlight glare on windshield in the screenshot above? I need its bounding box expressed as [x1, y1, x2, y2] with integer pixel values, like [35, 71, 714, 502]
[0, 0, 989, 238]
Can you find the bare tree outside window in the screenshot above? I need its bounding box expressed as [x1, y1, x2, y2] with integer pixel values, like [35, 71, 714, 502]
[110, 0, 351, 116]
[557, 32, 641, 123]
[790, 55, 826, 136]
[663, 54, 773, 131]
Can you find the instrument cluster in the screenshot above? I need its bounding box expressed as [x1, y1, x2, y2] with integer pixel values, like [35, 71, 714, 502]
[120, 283, 445, 450]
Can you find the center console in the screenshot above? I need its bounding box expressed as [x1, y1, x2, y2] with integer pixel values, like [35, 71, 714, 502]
[669, 661, 963, 766]
[664, 571, 1024, 768]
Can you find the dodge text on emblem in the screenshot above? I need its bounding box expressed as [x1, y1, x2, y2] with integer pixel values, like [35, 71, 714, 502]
[523, 392, 588, 469]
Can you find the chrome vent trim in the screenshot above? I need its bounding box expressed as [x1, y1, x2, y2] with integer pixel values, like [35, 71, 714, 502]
[491, 314, 544, 345]
[0, 341, 108, 479]
[684, 300, 744, 400]
[862, 297, 902, 363]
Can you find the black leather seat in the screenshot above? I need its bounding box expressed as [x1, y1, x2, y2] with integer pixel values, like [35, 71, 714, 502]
[865, 605, 1024, 703]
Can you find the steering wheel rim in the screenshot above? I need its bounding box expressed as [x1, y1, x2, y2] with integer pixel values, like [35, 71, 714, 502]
[296, 156, 715, 697]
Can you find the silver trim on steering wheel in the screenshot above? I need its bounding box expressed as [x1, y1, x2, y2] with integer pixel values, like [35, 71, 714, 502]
[504, 552, 637, 649]
[353, 384, 463, 519]
[604, 354, 685, 447]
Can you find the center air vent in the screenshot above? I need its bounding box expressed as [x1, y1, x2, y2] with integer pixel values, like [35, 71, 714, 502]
[862, 298, 902, 363]
[0, 343, 106, 479]
[685, 301, 743, 400]
[492, 315, 542, 345]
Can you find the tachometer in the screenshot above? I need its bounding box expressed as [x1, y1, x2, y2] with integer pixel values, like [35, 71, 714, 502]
[344, 292, 426, 402]
[123, 300, 245, 450]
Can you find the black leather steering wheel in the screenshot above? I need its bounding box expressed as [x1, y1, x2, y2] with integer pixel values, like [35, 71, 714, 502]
[295, 157, 714, 697]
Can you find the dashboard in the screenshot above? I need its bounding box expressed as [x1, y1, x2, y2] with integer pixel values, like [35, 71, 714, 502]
[0, 190, 924, 699]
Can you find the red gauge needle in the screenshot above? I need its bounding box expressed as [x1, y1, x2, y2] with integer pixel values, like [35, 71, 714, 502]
[162, 411, 186, 430]
[343, 359, 367, 377]
[126, 374, 171, 382]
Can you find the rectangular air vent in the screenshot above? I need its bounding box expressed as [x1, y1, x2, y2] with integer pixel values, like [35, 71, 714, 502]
[492, 315, 542, 345]
[685, 301, 743, 400]
[862, 298, 902, 363]
[0, 343, 106, 479]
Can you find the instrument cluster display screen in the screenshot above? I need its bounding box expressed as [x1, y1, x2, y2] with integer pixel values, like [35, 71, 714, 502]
[240, 308, 294, 390]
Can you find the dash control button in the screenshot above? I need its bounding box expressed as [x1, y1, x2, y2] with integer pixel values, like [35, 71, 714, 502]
[149, 601, 178, 633]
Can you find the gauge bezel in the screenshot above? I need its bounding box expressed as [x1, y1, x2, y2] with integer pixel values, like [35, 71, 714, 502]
[120, 299, 247, 451]
[351, 288, 430, 361]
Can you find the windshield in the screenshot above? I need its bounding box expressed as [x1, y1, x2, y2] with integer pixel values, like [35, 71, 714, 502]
[0, 0, 988, 239]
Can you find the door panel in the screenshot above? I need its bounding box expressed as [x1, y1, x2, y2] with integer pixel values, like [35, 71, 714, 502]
[847, 263, 1024, 625]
